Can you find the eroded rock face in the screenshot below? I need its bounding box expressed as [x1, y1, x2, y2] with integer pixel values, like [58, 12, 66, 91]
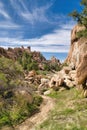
[65, 24, 87, 96]
[76, 53, 87, 85]
[71, 24, 85, 43]
[66, 25, 87, 69]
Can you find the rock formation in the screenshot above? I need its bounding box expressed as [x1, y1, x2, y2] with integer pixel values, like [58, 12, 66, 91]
[76, 53, 87, 85]
[66, 24, 87, 96]
[66, 24, 87, 69]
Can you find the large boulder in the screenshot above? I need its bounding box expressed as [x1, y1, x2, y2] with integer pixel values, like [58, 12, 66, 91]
[76, 53, 87, 85]
[38, 78, 50, 94]
[65, 24, 87, 96]
[66, 24, 87, 69]
[49, 75, 64, 89]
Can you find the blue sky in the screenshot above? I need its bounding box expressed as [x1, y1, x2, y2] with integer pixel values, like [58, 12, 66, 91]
[0, 0, 81, 52]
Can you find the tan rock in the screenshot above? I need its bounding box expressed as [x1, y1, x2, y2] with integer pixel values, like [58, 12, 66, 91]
[76, 53, 87, 85]
[28, 70, 36, 77]
[71, 24, 85, 43]
[38, 83, 49, 94]
[44, 89, 52, 95]
[64, 79, 74, 88]
[63, 66, 71, 74]
[84, 90, 87, 98]
[49, 76, 64, 89]
[59, 87, 66, 92]
[41, 78, 49, 84]
[66, 24, 87, 69]
[69, 70, 76, 81]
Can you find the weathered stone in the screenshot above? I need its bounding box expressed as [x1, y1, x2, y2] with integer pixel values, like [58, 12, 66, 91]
[66, 24, 87, 69]
[59, 87, 66, 92]
[64, 79, 74, 88]
[28, 70, 36, 77]
[76, 53, 87, 85]
[38, 83, 49, 94]
[41, 78, 49, 84]
[84, 90, 87, 98]
[69, 70, 76, 80]
[64, 24, 87, 93]
[63, 67, 71, 74]
[44, 89, 52, 95]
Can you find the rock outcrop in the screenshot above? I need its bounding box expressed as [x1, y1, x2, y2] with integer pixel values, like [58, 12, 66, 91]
[66, 25, 87, 69]
[76, 53, 87, 85]
[65, 24, 87, 96]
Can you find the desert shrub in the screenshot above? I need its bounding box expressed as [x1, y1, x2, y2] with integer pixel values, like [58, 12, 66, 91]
[50, 63, 61, 71]
[0, 92, 43, 128]
[0, 57, 23, 78]
[33, 95, 43, 106]
[0, 57, 24, 88]
[44, 63, 61, 71]
[27, 61, 38, 71]
[18, 52, 38, 71]
[77, 29, 87, 38]
[60, 62, 68, 70]
[0, 73, 8, 87]
[44, 64, 50, 71]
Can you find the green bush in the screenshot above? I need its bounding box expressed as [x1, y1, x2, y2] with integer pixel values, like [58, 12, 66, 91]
[77, 29, 87, 38]
[18, 52, 38, 71]
[0, 57, 23, 88]
[0, 73, 8, 87]
[0, 93, 43, 128]
[44, 63, 61, 71]
[33, 95, 43, 106]
[69, 0, 87, 38]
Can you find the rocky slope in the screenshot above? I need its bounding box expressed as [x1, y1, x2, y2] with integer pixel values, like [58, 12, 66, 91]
[0, 46, 61, 71]
[38, 24, 87, 96]
[0, 46, 46, 66]
[0, 46, 61, 129]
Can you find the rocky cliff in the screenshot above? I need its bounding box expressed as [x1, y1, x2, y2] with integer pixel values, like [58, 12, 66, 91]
[66, 24, 87, 69]
[66, 24, 87, 88]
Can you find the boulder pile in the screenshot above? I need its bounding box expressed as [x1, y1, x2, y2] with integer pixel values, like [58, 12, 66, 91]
[38, 66, 77, 94]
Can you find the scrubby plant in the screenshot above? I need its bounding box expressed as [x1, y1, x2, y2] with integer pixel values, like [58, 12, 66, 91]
[0, 92, 43, 128]
[0, 57, 24, 89]
[44, 63, 61, 71]
[69, 0, 87, 38]
[18, 52, 38, 71]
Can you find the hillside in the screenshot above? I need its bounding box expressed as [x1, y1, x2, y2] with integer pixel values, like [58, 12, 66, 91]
[0, 46, 61, 129]
[36, 88, 87, 130]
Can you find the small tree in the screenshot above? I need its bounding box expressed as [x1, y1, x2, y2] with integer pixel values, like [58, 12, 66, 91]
[69, 0, 87, 27]
[69, 0, 87, 37]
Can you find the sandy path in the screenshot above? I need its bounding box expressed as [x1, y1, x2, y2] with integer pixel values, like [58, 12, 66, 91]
[16, 96, 55, 130]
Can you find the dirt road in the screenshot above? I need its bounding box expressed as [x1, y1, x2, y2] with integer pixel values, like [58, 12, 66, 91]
[16, 96, 55, 130]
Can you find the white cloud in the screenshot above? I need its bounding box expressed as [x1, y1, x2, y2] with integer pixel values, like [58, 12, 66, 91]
[0, 21, 20, 29]
[10, 0, 53, 24]
[0, 2, 11, 20]
[0, 21, 74, 52]
[0, 1, 21, 30]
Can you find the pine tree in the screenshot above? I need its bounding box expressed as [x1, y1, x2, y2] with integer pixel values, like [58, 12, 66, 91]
[69, 0, 87, 29]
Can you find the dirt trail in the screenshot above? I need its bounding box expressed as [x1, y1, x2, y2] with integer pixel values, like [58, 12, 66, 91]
[16, 96, 55, 130]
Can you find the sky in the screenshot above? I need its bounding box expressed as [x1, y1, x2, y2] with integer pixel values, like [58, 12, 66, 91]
[0, 0, 81, 52]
